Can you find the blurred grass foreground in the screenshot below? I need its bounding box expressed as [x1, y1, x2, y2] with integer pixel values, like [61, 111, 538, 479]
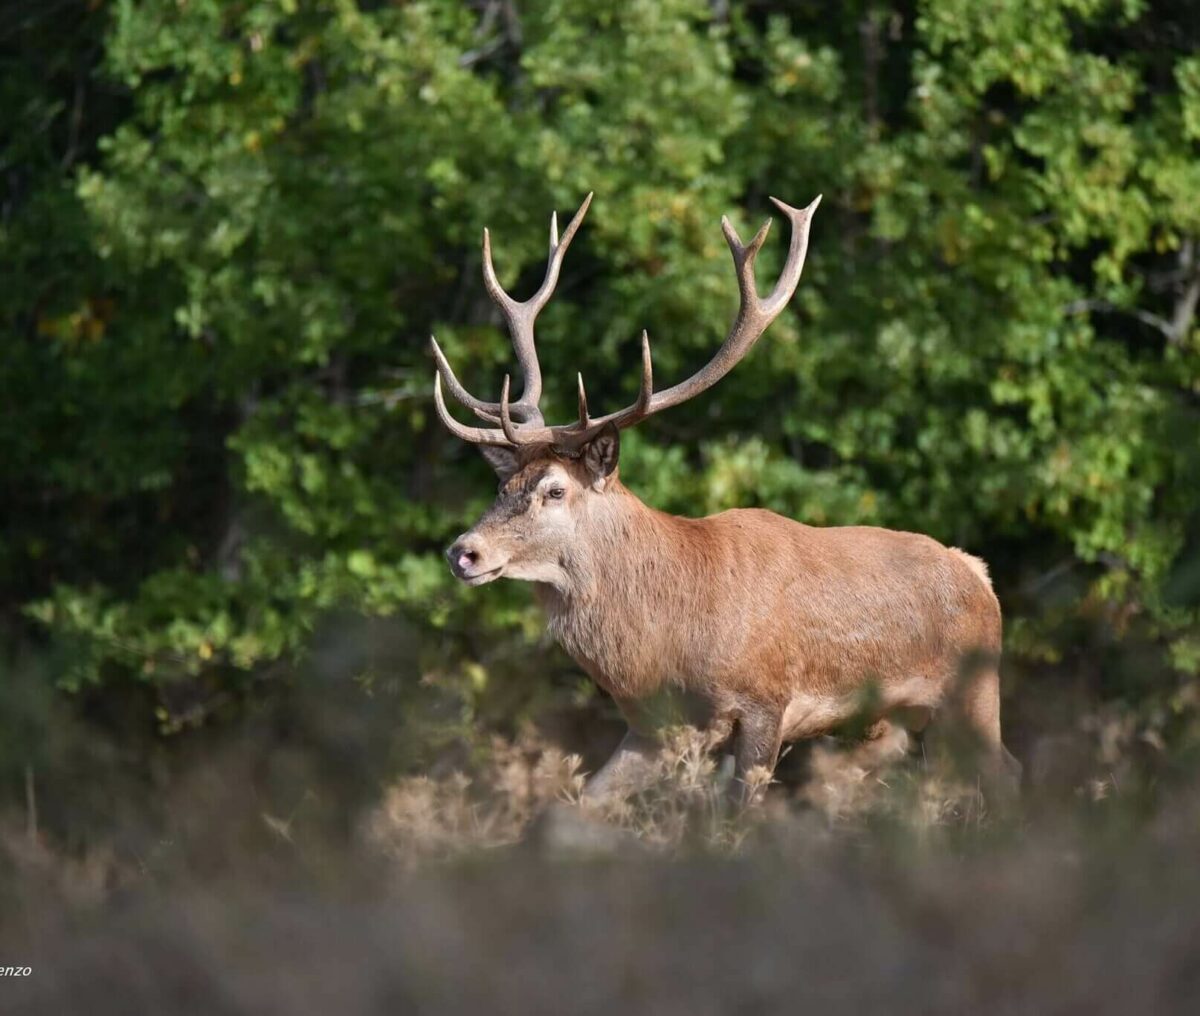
[2, 0, 1200, 1012]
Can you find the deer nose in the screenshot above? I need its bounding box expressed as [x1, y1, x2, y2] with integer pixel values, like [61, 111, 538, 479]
[446, 540, 479, 575]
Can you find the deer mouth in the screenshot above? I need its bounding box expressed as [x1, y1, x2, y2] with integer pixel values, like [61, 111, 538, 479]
[447, 541, 507, 585]
[460, 563, 505, 586]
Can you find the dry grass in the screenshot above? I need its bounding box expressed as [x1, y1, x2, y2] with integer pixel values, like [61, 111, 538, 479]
[5, 694, 1200, 1014]
[361, 725, 1012, 870]
[364, 735, 587, 869]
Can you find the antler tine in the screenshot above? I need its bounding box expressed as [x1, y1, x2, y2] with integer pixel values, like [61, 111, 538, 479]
[636, 329, 653, 413]
[576, 372, 590, 429]
[498, 374, 530, 444]
[722, 215, 773, 307]
[430, 336, 502, 423]
[763, 194, 821, 314]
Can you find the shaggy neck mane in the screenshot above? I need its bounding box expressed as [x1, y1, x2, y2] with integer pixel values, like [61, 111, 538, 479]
[532, 477, 722, 701]
[536, 479, 682, 608]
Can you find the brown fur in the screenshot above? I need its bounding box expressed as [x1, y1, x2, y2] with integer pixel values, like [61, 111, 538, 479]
[448, 437, 1019, 804]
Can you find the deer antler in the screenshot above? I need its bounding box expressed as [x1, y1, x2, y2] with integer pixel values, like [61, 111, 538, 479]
[432, 192, 820, 448]
[431, 193, 593, 444]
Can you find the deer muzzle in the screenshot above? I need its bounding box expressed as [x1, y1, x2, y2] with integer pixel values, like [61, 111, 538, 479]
[445, 535, 506, 586]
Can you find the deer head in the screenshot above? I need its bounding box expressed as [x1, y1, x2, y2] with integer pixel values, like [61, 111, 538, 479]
[434, 192, 820, 587]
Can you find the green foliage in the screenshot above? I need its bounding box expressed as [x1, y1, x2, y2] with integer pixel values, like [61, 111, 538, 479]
[1, 0, 1198, 731]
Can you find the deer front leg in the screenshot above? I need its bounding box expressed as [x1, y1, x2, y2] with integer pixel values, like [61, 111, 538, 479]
[581, 729, 662, 805]
[731, 702, 784, 807]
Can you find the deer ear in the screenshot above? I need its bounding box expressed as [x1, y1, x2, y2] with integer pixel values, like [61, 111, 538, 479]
[479, 445, 521, 481]
[581, 423, 620, 490]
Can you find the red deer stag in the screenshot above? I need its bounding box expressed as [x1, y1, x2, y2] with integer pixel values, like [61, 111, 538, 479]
[433, 192, 1020, 805]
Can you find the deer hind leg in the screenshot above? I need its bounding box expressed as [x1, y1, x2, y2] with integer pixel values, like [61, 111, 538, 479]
[730, 702, 784, 807]
[931, 662, 1022, 806]
[581, 729, 662, 805]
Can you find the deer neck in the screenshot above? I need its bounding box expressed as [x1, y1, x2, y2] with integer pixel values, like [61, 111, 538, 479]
[534, 480, 672, 612]
[534, 480, 703, 701]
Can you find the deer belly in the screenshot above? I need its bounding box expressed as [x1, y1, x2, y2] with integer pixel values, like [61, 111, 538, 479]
[780, 675, 945, 741]
[780, 693, 852, 740]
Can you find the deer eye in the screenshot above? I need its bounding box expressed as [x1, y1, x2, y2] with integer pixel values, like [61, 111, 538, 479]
[545, 486, 566, 501]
